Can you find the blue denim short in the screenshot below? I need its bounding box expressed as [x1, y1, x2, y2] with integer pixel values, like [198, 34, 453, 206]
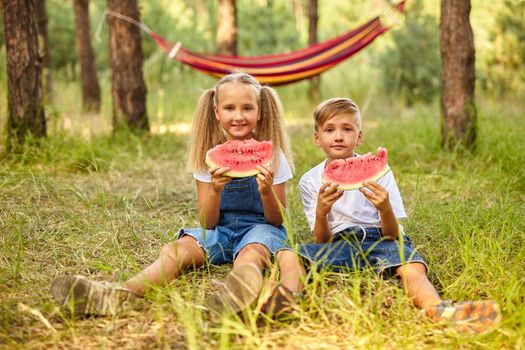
[179, 176, 291, 265]
[299, 226, 427, 276]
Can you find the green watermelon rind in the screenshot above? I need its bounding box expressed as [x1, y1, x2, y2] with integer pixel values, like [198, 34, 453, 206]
[323, 165, 391, 190]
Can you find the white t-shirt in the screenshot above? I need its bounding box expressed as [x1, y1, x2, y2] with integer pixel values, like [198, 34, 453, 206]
[299, 159, 407, 234]
[193, 151, 293, 184]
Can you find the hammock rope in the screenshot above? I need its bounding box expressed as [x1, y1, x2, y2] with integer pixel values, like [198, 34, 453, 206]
[101, 1, 405, 86]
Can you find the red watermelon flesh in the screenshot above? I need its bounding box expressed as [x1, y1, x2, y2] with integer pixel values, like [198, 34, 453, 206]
[205, 139, 273, 177]
[322, 147, 390, 190]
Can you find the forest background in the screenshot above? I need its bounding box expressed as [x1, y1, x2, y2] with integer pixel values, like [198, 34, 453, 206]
[0, 0, 524, 349]
[1, 0, 523, 127]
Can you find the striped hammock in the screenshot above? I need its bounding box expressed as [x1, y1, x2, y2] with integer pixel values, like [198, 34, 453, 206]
[108, 1, 405, 86]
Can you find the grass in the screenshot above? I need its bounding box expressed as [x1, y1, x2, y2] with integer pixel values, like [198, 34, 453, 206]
[0, 85, 524, 349]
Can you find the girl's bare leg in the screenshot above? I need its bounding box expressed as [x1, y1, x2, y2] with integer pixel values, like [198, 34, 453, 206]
[206, 243, 269, 314]
[124, 236, 206, 295]
[275, 250, 306, 294]
[233, 243, 272, 271]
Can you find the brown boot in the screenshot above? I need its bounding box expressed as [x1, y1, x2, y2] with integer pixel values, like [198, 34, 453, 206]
[206, 263, 263, 315]
[51, 275, 138, 316]
[261, 284, 302, 318]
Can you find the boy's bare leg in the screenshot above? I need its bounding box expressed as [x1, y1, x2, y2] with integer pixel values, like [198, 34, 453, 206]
[123, 236, 206, 295]
[395, 262, 442, 310]
[275, 250, 306, 294]
[397, 262, 502, 332]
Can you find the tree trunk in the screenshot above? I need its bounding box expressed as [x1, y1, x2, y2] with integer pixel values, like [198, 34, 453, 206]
[217, 0, 237, 55]
[1, 0, 46, 151]
[34, 0, 52, 102]
[107, 0, 149, 133]
[440, 0, 477, 150]
[74, 0, 101, 112]
[308, 0, 320, 101]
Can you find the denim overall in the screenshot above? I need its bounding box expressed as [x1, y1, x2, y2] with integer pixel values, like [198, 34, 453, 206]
[299, 226, 427, 276]
[180, 176, 290, 264]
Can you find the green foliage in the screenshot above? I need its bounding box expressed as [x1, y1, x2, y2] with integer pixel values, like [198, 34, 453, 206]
[47, 0, 77, 74]
[140, 0, 218, 56]
[480, 0, 525, 95]
[378, 0, 440, 105]
[238, 0, 301, 55]
[318, 0, 372, 39]
[4, 0, 521, 100]
[44, 1, 220, 77]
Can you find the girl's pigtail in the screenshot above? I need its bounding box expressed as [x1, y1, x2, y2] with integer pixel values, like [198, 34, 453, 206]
[259, 86, 294, 173]
[187, 89, 225, 172]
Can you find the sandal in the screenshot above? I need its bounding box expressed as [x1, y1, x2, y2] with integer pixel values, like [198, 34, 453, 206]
[422, 300, 502, 333]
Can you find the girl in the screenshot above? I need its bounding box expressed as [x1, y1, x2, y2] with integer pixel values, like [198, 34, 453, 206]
[52, 72, 306, 317]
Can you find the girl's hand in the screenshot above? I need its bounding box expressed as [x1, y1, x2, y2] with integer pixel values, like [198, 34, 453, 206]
[316, 182, 344, 217]
[359, 181, 391, 214]
[209, 167, 231, 193]
[255, 164, 274, 195]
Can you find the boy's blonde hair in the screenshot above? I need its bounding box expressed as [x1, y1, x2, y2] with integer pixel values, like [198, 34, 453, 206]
[187, 72, 294, 173]
[313, 97, 361, 130]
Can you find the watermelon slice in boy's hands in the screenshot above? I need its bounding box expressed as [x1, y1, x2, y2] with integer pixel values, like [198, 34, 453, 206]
[322, 147, 391, 190]
[205, 139, 273, 178]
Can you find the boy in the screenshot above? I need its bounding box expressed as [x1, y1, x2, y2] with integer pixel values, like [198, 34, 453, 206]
[298, 98, 501, 333]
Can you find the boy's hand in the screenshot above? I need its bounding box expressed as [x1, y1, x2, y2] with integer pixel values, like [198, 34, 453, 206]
[209, 167, 232, 193]
[316, 182, 344, 217]
[255, 164, 274, 195]
[359, 181, 392, 214]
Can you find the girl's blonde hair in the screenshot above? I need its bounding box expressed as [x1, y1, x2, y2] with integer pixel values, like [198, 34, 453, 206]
[187, 72, 294, 173]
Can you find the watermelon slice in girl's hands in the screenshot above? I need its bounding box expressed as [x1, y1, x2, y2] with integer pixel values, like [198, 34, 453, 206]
[322, 147, 390, 190]
[205, 139, 273, 177]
